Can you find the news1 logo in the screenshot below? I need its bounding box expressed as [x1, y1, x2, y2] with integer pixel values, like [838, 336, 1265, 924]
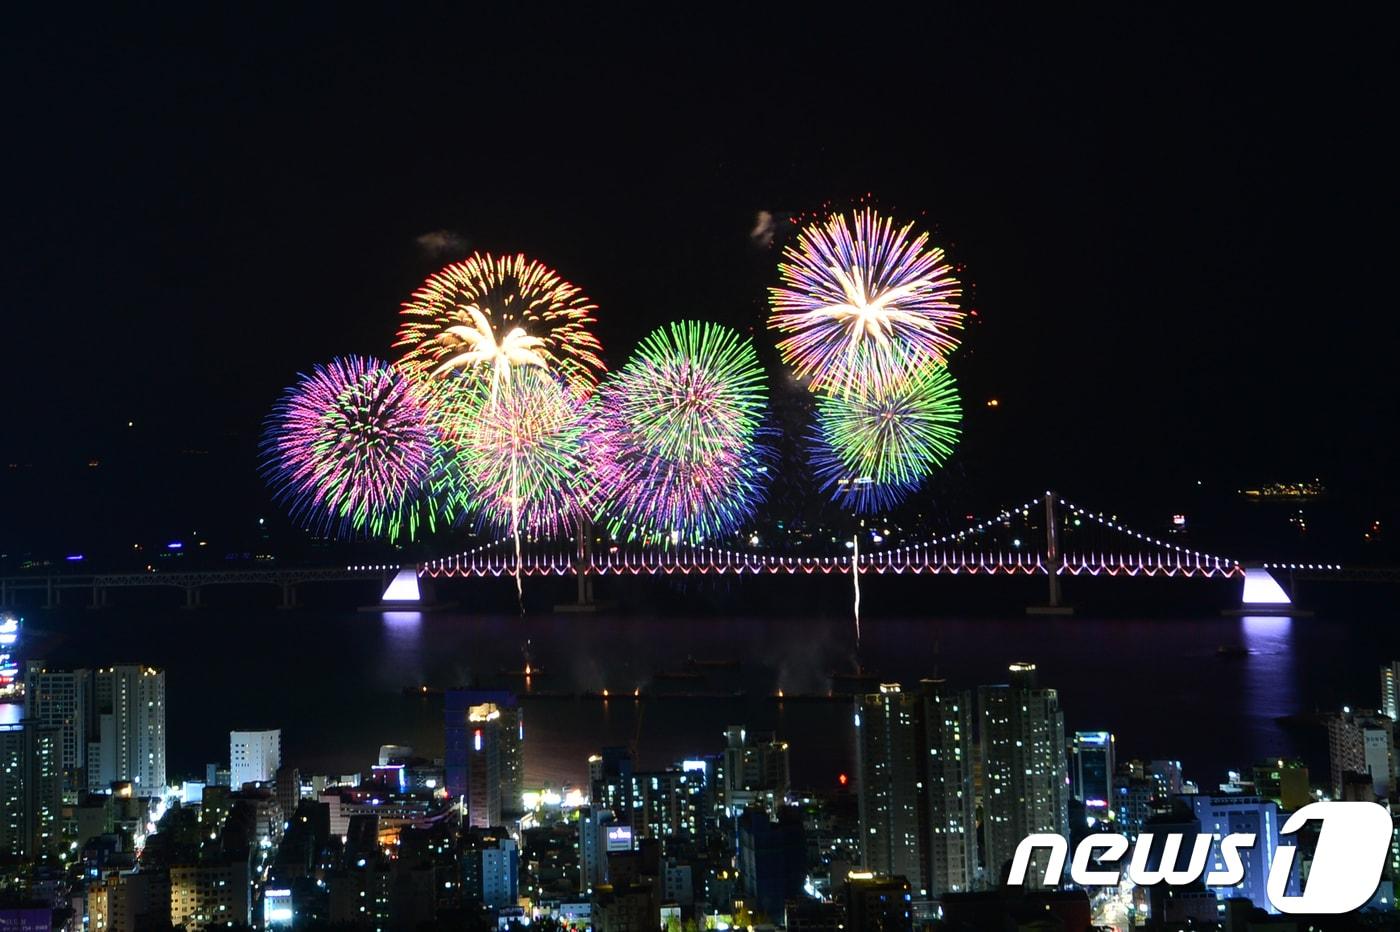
[1009, 801, 1392, 915]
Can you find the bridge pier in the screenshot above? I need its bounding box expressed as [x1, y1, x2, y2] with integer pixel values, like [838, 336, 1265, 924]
[279, 582, 298, 610]
[44, 578, 55, 610]
[1027, 490, 1075, 616]
[182, 586, 202, 610]
[88, 583, 108, 610]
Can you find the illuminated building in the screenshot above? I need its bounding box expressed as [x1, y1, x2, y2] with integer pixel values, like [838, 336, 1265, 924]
[1184, 794, 1298, 913]
[1112, 774, 1156, 839]
[1068, 731, 1115, 819]
[1326, 709, 1395, 799]
[854, 686, 921, 890]
[23, 660, 90, 790]
[978, 663, 1068, 886]
[0, 721, 61, 858]
[587, 747, 707, 841]
[88, 871, 170, 932]
[229, 728, 280, 789]
[263, 887, 294, 929]
[854, 679, 976, 899]
[917, 680, 977, 897]
[466, 704, 503, 828]
[88, 665, 166, 793]
[461, 827, 519, 908]
[445, 690, 522, 825]
[1382, 661, 1400, 721]
[170, 858, 252, 930]
[578, 804, 615, 893]
[721, 726, 790, 814]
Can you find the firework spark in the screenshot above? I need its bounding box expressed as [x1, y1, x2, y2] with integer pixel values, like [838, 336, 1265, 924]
[810, 361, 962, 513]
[395, 253, 605, 398]
[769, 208, 964, 396]
[261, 356, 454, 540]
[590, 321, 773, 543]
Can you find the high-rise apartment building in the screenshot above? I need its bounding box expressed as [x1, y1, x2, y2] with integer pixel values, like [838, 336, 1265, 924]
[1382, 662, 1400, 720]
[0, 721, 62, 858]
[445, 690, 523, 826]
[1326, 709, 1395, 800]
[24, 662, 165, 795]
[978, 663, 1068, 886]
[854, 679, 977, 898]
[721, 726, 790, 813]
[89, 666, 166, 792]
[24, 661, 89, 790]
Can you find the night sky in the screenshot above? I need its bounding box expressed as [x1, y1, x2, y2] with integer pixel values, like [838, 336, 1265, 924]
[4, 8, 1396, 560]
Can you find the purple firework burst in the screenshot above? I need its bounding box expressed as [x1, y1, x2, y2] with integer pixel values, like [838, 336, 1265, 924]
[261, 356, 447, 540]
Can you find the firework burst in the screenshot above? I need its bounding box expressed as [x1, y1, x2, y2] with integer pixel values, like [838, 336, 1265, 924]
[769, 208, 964, 396]
[395, 253, 605, 398]
[436, 368, 594, 538]
[810, 361, 962, 513]
[261, 356, 454, 540]
[590, 321, 773, 543]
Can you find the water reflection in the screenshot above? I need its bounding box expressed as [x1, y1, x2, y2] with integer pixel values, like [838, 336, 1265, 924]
[1239, 615, 1297, 764]
[379, 612, 424, 688]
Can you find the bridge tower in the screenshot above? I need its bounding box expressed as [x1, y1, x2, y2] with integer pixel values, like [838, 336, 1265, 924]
[556, 519, 597, 613]
[1028, 491, 1074, 615]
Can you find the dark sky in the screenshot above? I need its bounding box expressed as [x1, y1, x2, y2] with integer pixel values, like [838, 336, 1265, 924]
[3, 7, 1396, 556]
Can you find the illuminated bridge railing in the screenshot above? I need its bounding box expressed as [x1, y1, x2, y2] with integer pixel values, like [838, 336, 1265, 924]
[418, 549, 1242, 579]
[415, 491, 1251, 581]
[1059, 553, 1241, 578]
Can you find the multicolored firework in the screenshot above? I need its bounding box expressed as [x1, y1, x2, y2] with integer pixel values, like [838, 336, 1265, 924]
[768, 208, 964, 396]
[261, 356, 453, 540]
[436, 368, 594, 538]
[810, 361, 962, 512]
[590, 321, 773, 542]
[395, 253, 605, 398]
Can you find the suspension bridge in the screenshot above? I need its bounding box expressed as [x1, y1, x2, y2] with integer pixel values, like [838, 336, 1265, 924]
[0, 492, 1362, 613]
[406, 492, 1344, 614]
